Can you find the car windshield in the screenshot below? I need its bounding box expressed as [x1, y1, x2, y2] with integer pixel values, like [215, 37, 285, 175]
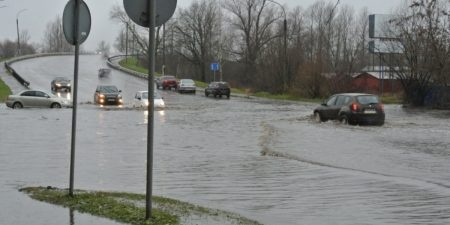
[99, 86, 118, 93]
[140, 92, 161, 99]
[357, 95, 379, 104]
[162, 76, 175, 80]
[181, 79, 194, 84]
[218, 82, 229, 88]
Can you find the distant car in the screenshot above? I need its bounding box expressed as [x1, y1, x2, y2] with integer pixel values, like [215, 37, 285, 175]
[5, 90, 72, 109]
[98, 68, 111, 78]
[51, 77, 71, 92]
[205, 82, 231, 98]
[133, 91, 165, 109]
[313, 93, 385, 125]
[177, 79, 196, 94]
[156, 75, 177, 90]
[93, 85, 123, 106]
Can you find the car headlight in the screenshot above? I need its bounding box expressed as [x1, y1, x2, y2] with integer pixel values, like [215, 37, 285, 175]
[118, 94, 122, 99]
[56, 84, 61, 87]
[67, 84, 71, 86]
[99, 94, 105, 98]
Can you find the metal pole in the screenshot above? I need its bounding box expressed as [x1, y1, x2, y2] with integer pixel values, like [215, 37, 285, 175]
[125, 23, 129, 62]
[266, 0, 287, 92]
[162, 23, 166, 75]
[283, 18, 287, 92]
[146, 0, 156, 220]
[69, 0, 81, 197]
[16, 9, 27, 56]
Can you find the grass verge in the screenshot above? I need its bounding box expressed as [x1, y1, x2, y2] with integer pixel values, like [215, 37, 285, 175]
[0, 77, 12, 102]
[20, 186, 261, 225]
[0, 58, 12, 102]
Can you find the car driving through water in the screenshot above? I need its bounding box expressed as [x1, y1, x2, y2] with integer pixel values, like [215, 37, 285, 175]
[313, 93, 385, 125]
[5, 89, 72, 109]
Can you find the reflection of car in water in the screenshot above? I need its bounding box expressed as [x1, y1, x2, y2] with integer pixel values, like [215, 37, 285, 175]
[6, 90, 72, 109]
[313, 93, 385, 126]
[93, 85, 123, 106]
[51, 77, 71, 92]
[98, 68, 111, 78]
[133, 91, 165, 109]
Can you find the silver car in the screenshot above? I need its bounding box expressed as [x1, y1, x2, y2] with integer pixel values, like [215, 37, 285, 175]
[5, 90, 72, 109]
[176, 79, 196, 94]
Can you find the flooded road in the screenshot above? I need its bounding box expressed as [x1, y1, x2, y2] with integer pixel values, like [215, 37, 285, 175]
[1, 55, 450, 225]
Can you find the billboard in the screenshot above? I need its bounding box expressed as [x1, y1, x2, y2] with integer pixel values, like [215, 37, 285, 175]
[369, 39, 403, 54]
[369, 14, 398, 39]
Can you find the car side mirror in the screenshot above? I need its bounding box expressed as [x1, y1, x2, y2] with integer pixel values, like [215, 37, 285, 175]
[321, 103, 327, 106]
[137, 97, 141, 100]
[119, 90, 122, 92]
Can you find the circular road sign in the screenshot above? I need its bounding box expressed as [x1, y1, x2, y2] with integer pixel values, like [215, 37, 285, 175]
[63, 0, 91, 45]
[123, 0, 177, 28]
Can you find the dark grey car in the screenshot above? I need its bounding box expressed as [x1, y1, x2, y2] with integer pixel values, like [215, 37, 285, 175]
[313, 93, 385, 125]
[93, 85, 123, 105]
[51, 77, 71, 92]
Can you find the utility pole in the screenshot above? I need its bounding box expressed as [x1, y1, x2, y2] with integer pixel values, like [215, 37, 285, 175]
[16, 9, 27, 56]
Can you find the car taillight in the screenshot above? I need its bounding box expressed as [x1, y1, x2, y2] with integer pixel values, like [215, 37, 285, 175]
[351, 103, 359, 112]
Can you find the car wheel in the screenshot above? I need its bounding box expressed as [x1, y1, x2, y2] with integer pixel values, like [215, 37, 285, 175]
[227, 94, 230, 99]
[314, 112, 323, 123]
[205, 92, 208, 97]
[12, 102, 23, 109]
[339, 115, 349, 125]
[51, 103, 62, 108]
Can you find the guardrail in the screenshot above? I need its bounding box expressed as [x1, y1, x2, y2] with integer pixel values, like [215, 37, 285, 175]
[4, 62, 30, 87]
[4, 53, 73, 88]
[106, 55, 149, 80]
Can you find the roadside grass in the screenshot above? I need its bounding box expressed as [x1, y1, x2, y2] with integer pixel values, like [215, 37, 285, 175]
[119, 57, 149, 75]
[0, 77, 12, 102]
[118, 57, 402, 104]
[20, 186, 261, 225]
[0, 58, 12, 102]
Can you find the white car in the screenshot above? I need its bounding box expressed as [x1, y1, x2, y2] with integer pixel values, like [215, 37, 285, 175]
[5, 90, 72, 109]
[176, 79, 196, 94]
[133, 91, 165, 109]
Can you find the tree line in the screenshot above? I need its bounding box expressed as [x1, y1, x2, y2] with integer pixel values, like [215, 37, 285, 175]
[2, 0, 449, 106]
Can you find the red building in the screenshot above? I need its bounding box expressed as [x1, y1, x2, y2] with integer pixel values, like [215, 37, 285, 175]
[351, 68, 403, 95]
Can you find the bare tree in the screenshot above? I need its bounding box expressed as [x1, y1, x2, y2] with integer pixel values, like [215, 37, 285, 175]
[43, 16, 73, 53]
[173, 0, 222, 82]
[222, 0, 280, 86]
[387, 0, 450, 105]
[96, 40, 110, 58]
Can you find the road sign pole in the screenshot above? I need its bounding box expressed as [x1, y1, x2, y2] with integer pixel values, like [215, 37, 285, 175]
[146, 0, 156, 220]
[69, 0, 81, 197]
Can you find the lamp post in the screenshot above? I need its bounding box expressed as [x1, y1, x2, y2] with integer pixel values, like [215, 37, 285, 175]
[267, 0, 287, 92]
[16, 9, 27, 56]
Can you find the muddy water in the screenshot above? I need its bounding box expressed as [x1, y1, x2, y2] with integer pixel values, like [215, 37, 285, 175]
[1, 55, 450, 225]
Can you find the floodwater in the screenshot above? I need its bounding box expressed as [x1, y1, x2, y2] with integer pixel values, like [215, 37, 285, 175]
[1, 55, 450, 225]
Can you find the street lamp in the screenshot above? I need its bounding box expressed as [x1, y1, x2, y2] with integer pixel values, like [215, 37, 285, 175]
[267, 0, 288, 92]
[16, 9, 27, 56]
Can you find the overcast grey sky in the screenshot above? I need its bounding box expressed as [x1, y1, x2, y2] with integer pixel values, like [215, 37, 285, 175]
[0, 0, 402, 52]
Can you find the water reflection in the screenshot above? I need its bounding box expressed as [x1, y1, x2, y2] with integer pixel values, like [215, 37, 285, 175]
[69, 208, 74, 225]
[143, 110, 166, 124]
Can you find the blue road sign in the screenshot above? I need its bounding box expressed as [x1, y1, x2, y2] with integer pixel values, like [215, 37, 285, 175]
[211, 63, 219, 71]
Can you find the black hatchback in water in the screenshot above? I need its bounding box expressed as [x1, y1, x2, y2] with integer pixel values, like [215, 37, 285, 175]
[313, 93, 385, 125]
[205, 82, 231, 98]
